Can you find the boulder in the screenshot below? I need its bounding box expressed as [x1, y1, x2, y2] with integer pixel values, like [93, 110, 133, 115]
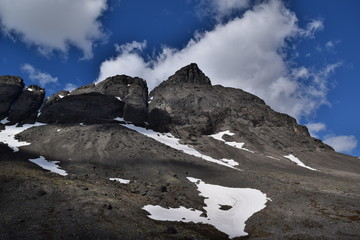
[7, 85, 45, 124]
[41, 90, 70, 112]
[0, 75, 25, 120]
[38, 92, 124, 124]
[71, 75, 148, 125]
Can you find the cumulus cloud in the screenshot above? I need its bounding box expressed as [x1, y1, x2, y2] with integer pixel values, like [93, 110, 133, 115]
[21, 64, 58, 87]
[324, 135, 358, 154]
[0, 0, 107, 59]
[96, 0, 338, 120]
[306, 122, 326, 137]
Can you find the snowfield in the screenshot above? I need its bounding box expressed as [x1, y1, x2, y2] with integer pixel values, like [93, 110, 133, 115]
[118, 121, 240, 169]
[0, 122, 45, 152]
[143, 177, 270, 239]
[29, 156, 68, 176]
[210, 130, 254, 153]
[284, 154, 317, 171]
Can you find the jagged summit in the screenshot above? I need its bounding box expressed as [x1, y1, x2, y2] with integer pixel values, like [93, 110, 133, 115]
[167, 63, 211, 85]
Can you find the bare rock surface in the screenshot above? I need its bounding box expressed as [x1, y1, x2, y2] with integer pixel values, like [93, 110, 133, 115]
[7, 85, 45, 124]
[38, 93, 124, 124]
[70, 75, 148, 125]
[0, 75, 24, 120]
[149, 63, 332, 154]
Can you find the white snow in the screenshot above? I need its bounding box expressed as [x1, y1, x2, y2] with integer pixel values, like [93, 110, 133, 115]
[79, 123, 85, 126]
[26, 87, 34, 92]
[29, 156, 68, 176]
[210, 130, 254, 153]
[267, 156, 280, 161]
[121, 123, 239, 170]
[148, 96, 153, 103]
[58, 94, 64, 98]
[0, 118, 10, 124]
[109, 178, 130, 184]
[143, 177, 270, 239]
[0, 122, 45, 152]
[283, 154, 317, 171]
[57, 129, 61, 132]
[116, 96, 122, 101]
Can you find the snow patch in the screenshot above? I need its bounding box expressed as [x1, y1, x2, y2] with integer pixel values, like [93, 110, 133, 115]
[58, 94, 64, 98]
[0, 122, 45, 152]
[148, 96, 153, 104]
[109, 178, 130, 184]
[210, 130, 254, 153]
[267, 156, 280, 161]
[79, 123, 85, 126]
[0, 118, 10, 124]
[284, 154, 317, 171]
[116, 96, 122, 101]
[143, 177, 270, 239]
[121, 123, 239, 170]
[29, 156, 68, 176]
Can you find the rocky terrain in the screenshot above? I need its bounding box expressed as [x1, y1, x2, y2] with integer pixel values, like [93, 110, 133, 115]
[1, 64, 359, 239]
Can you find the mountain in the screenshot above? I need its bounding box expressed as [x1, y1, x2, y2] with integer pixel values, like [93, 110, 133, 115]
[0, 64, 359, 240]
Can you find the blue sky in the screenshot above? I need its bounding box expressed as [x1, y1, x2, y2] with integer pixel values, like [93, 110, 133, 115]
[0, 0, 359, 156]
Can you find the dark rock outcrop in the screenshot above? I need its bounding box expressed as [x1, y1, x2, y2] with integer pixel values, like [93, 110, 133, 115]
[0, 75, 25, 120]
[41, 90, 70, 112]
[7, 85, 45, 124]
[149, 63, 332, 153]
[70, 75, 148, 125]
[38, 92, 124, 124]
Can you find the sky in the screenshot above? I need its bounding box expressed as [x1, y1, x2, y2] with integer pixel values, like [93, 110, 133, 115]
[0, 0, 359, 156]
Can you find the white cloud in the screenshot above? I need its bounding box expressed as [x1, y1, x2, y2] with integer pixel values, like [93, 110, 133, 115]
[96, 0, 339, 120]
[195, 0, 250, 20]
[301, 19, 324, 38]
[324, 135, 358, 154]
[21, 64, 58, 87]
[306, 122, 326, 138]
[64, 83, 77, 92]
[0, 0, 107, 59]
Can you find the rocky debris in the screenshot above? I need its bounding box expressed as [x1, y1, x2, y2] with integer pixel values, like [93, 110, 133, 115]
[38, 92, 124, 124]
[7, 85, 45, 124]
[70, 75, 148, 125]
[149, 63, 332, 153]
[0, 75, 25, 120]
[41, 90, 69, 112]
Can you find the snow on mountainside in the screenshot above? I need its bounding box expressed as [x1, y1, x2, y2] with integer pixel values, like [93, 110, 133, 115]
[1, 64, 360, 239]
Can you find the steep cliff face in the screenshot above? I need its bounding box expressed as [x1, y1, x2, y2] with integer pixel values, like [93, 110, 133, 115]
[69, 75, 148, 125]
[0, 75, 25, 120]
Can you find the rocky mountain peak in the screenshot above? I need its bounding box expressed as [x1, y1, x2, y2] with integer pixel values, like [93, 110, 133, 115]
[167, 63, 211, 85]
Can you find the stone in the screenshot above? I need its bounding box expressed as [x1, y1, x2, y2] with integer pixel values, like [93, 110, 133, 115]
[38, 92, 124, 124]
[70, 75, 148, 125]
[7, 85, 45, 124]
[0, 75, 25, 120]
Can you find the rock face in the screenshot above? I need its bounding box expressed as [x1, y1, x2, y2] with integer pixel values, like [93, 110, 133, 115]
[38, 92, 124, 124]
[149, 63, 332, 153]
[69, 75, 148, 125]
[0, 75, 25, 120]
[41, 90, 69, 112]
[7, 85, 45, 124]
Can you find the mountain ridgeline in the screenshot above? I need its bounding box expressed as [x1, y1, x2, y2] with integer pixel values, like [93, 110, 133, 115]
[1, 63, 360, 240]
[0, 63, 332, 154]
